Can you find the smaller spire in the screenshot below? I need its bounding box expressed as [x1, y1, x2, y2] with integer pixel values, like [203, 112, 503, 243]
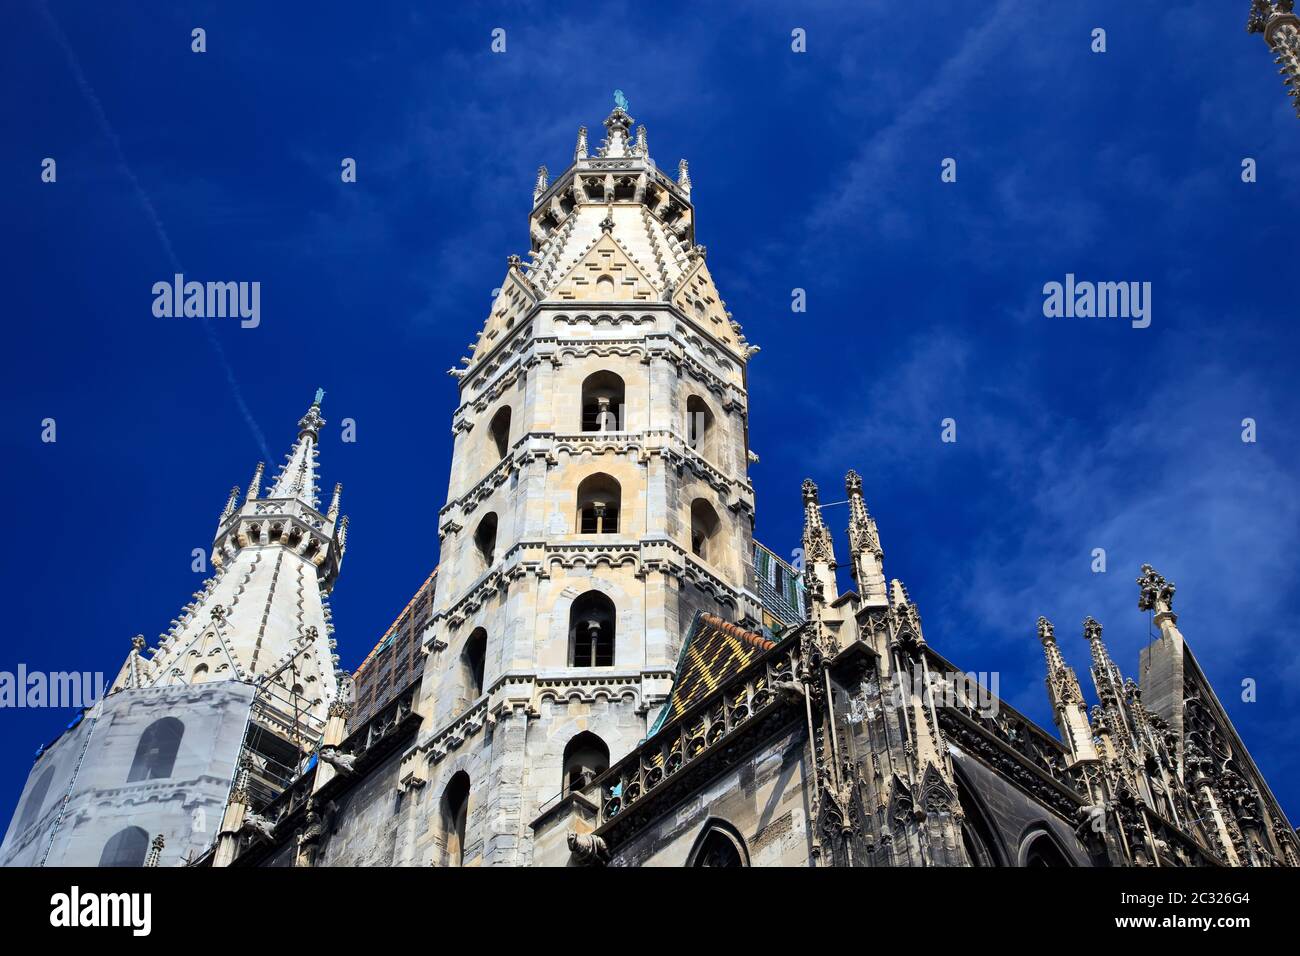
[327, 483, 343, 524]
[533, 165, 549, 202]
[801, 479, 838, 602]
[268, 393, 327, 508]
[574, 125, 589, 161]
[677, 159, 692, 196]
[220, 485, 241, 522]
[846, 469, 887, 606]
[145, 833, 165, 867]
[634, 124, 648, 156]
[246, 462, 264, 501]
[600, 95, 634, 158]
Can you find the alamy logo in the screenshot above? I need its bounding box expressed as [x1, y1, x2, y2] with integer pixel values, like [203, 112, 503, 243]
[0, 666, 106, 708]
[50, 886, 151, 937]
[152, 273, 261, 328]
[1042, 273, 1151, 329]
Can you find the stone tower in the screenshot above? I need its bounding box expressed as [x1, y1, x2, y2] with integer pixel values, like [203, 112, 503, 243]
[399, 96, 763, 865]
[111, 391, 347, 738]
[1249, 0, 1300, 117]
[0, 394, 348, 866]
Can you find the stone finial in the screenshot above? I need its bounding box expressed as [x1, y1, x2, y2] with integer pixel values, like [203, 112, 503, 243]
[634, 124, 647, 156]
[1136, 564, 1176, 613]
[533, 165, 549, 202]
[677, 158, 692, 195]
[574, 125, 589, 161]
[247, 461, 264, 501]
[1082, 616, 1103, 643]
[1037, 616, 1056, 645]
[132, 634, 147, 651]
[221, 485, 241, 521]
[327, 483, 343, 523]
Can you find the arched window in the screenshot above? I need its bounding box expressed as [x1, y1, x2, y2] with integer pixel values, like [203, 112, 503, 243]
[98, 826, 150, 868]
[488, 406, 512, 461]
[687, 821, 749, 867]
[440, 772, 471, 867]
[690, 499, 721, 561]
[1021, 830, 1072, 867]
[576, 473, 621, 535]
[569, 591, 615, 667]
[462, 628, 487, 701]
[126, 717, 184, 783]
[562, 732, 610, 795]
[685, 395, 714, 456]
[596, 274, 616, 298]
[191, 663, 209, 684]
[581, 371, 625, 433]
[474, 512, 498, 570]
[16, 766, 55, 832]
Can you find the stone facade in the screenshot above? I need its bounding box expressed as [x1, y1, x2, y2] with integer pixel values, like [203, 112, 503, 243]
[0, 682, 254, 867]
[3, 97, 1295, 870]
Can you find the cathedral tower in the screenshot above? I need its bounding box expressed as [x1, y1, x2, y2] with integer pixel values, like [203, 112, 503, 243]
[400, 95, 763, 865]
[1, 394, 348, 867]
[1248, 1, 1300, 117]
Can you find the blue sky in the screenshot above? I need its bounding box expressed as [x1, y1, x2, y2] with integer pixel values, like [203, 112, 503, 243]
[3, 1, 1299, 825]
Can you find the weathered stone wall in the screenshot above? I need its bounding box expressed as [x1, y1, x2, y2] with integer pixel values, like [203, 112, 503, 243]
[950, 748, 1087, 866]
[606, 724, 812, 867]
[1, 681, 253, 867]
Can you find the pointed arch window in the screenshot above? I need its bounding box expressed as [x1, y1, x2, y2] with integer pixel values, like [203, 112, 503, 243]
[126, 717, 184, 783]
[568, 591, 615, 667]
[576, 473, 621, 534]
[562, 732, 610, 795]
[690, 498, 721, 561]
[687, 821, 749, 867]
[488, 406, 512, 461]
[99, 826, 150, 867]
[462, 628, 487, 701]
[1021, 830, 1072, 867]
[440, 771, 471, 867]
[474, 512, 499, 571]
[581, 371, 625, 433]
[685, 395, 714, 457]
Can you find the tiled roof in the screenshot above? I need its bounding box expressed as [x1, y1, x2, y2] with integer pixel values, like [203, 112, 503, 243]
[351, 568, 437, 727]
[647, 612, 777, 738]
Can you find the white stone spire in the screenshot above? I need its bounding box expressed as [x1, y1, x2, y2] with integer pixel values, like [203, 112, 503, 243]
[106, 391, 348, 734]
[268, 390, 326, 508]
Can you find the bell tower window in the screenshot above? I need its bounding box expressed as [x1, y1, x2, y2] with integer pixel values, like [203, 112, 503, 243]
[576, 473, 621, 534]
[568, 591, 615, 667]
[581, 371, 625, 433]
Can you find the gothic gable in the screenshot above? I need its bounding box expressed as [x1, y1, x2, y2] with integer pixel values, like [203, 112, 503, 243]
[549, 232, 659, 303]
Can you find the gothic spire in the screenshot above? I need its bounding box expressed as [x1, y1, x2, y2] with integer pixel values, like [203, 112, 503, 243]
[599, 97, 634, 158]
[845, 470, 887, 606]
[1084, 616, 1121, 700]
[573, 125, 588, 161]
[268, 390, 326, 509]
[1247, 1, 1300, 117]
[801, 479, 838, 602]
[246, 461, 264, 501]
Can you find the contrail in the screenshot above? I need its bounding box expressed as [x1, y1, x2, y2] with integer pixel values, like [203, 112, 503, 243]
[37, 1, 272, 461]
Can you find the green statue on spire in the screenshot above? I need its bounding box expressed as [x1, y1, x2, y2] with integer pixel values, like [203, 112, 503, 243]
[314, 387, 325, 406]
[614, 89, 629, 112]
